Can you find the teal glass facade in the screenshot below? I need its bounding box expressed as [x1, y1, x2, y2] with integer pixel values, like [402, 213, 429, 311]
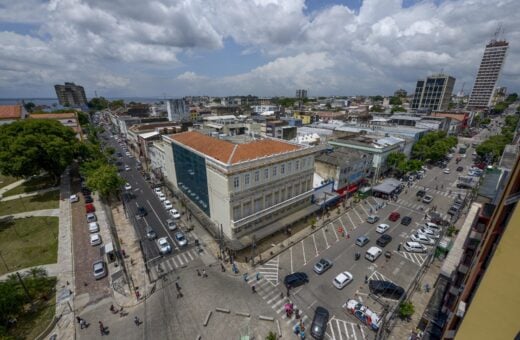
[173, 143, 210, 215]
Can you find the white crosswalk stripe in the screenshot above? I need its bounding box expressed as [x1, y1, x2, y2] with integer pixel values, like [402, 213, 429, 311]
[255, 256, 280, 285]
[327, 317, 367, 340]
[149, 248, 202, 281]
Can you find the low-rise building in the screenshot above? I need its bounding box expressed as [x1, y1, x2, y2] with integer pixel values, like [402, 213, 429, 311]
[0, 105, 28, 125]
[29, 112, 83, 140]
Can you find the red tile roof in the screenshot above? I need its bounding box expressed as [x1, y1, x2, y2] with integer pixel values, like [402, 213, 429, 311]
[0, 105, 22, 119]
[170, 131, 302, 164]
[29, 113, 77, 119]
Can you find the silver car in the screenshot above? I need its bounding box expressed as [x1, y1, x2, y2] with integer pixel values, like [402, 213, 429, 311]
[174, 232, 188, 247]
[313, 258, 332, 274]
[93, 260, 107, 279]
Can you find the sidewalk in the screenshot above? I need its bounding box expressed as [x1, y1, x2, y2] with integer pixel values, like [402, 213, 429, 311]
[0, 178, 26, 196]
[0, 208, 60, 220]
[0, 263, 59, 281]
[0, 186, 59, 202]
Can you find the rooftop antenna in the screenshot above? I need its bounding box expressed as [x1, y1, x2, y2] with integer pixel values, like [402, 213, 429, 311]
[492, 24, 503, 42]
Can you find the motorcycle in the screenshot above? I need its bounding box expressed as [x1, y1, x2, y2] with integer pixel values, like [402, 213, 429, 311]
[355, 252, 361, 261]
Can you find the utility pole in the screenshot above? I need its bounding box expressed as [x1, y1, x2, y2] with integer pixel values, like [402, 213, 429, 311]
[250, 235, 256, 266]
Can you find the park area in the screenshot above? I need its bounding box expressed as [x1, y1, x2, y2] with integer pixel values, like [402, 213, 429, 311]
[0, 190, 59, 216]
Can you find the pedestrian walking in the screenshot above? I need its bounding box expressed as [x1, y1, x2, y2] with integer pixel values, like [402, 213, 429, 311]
[196, 269, 201, 276]
[99, 321, 105, 336]
[397, 244, 401, 251]
[76, 316, 81, 324]
[175, 282, 181, 291]
[80, 319, 87, 329]
[256, 272, 260, 281]
[280, 292, 284, 299]
[252, 285, 256, 293]
[134, 316, 140, 326]
[202, 269, 207, 278]
[243, 273, 249, 282]
[364, 275, 368, 284]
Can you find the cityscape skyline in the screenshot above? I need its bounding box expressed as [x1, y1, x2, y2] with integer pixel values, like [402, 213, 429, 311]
[0, 0, 519, 99]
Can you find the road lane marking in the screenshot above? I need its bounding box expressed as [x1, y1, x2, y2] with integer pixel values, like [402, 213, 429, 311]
[301, 240, 307, 265]
[353, 207, 364, 222]
[346, 213, 357, 231]
[322, 228, 330, 249]
[331, 221, 340, 242]
[312, 234, 319, 257]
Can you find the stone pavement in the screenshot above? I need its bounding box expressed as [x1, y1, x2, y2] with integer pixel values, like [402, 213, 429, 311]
[0, 186, 59, 201]
[0, 208, 60, 220]
[0, 263, 59, 281]
[0, 178, 26, 196]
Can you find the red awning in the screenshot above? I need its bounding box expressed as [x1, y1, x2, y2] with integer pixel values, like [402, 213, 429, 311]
[347, 185, 358, 193]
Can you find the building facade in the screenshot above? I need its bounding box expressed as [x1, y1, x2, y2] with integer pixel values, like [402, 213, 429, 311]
[54, 82, 87, 107]
[163, 131, 317, 249]
[467, 40, 509, 109]
[296, 89, 308, 99]
[411, 74, 456, 112]
[166, 99, 189, 122]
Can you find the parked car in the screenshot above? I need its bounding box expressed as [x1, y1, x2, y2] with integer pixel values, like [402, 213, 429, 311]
[92, 260, 107, 279]
[417, 227, 440, 239]
[84, 195, 93, 203]
[403, 241, 427, 253]
[86, 212, 97, 223]
[355, 235, 370, 247]
[170, 209, 181, 219]
[146, 227, 157, 240]
[90, 233, 102, 246]
[154, 187, 162, 194]
[332, 272, 353, 290]
[137, 206, 147, 217]
[124, 182, 132, 190]
[422, 195, 433, 204]
[344, 299, 381, 331]
[310, 307, 330, 340]
[85, 203, 95, 213]
[456, 166, 464, 172]
[163, 200, 173, 210]
[167, 219, 177, 231]
[369, 280, 404, 300]
[416, 190, 426, 198]
[401, 216, 412, 226]
[157, 237, 172, 254]
[157, 192, 166, 201]
[366, 215, 379, 224]
[410, 233, 435, 245]
[124, 165, 131, 171]
[376, 223, 390, 234]
[88, 222, 99, 233]
[376, 234, 392, 247]
[443, 168, 451, 174]
[174, 231, 188, 247]
[388, 212, 400, 222]
[69, 194, 79, 203]
[283, 272, 308, 288]
[313, 258, 333, 275]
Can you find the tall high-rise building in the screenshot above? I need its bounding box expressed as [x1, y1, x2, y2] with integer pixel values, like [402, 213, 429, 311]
[54, 82, 87, 107]
[467, 40, 509, 109]
[411, 74, 456, 112]
[296, 89, 307, 99]
[166, 99, 189, 122]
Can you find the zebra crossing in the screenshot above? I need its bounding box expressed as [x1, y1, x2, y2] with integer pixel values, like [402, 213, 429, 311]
[246, 277, 367, 339]
[255, 256, 280, 285]
[395, 198, 449, 220]
[149, 248, 201, 281]
[410, 183, 465, 198]
[367, 270, 391, 282]
[397, 250, 428, 267]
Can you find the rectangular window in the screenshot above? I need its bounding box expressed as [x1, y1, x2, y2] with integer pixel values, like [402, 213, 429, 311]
[288, 162, 292, 173]
[233, 205, 241, 220]
[273, 166, 277, 177]
[296, 160, 300, 170]
[287, 186, 292, 198]
[245, 174, 250, 185]
[264, 168, 269, 179]
[255, 170, 259, 182]
[281, 188, 286, 201]
[295, 183, 300, 195]
[281, 164, 285, 174]
[254, 198, 263, 212]
[302, 158, 306, 169]
[274, 191, 279, 204]
[243, 201, 252, 216]
[265, 194, 272, 207]
[233, 176, 239, 189]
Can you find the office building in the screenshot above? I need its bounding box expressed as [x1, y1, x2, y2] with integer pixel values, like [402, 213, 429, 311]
[166, 99, 189, 122]
[296, 89, 307, 99]
[163, 131, 317, 249]
[411, 74, 455, 112]
[54, 82, 87, 107]
[467, 40, 509, 109]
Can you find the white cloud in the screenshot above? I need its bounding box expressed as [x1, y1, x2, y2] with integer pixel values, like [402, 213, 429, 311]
[177, 72, 206, 81]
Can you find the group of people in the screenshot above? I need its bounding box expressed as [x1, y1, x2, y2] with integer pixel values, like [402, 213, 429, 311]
[76, 312, 142, 336]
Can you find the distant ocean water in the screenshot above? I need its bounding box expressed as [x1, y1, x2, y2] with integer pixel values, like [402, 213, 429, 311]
[0, 97, 163, 106]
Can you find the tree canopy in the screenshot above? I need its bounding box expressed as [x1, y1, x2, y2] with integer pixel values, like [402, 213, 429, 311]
[476, 115, 519, 161]
[0, 120, 80, 182]
[391, 106, 406, 113]
[389, 96, 402, 105]
[412, 131, 457, 162]
[84, 164, 125, 198]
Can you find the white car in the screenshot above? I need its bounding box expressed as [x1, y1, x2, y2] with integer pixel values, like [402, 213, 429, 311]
[170, 209, 181, 219]
[410, 233, 435, 245]
[154, 187, 162, 194]
[163, 200, 173, 210]
[376, 223, 390, 234]
[157, 192, 166, 202]
[443, 169, 451, 174]
[125, 151, 131, 156]
[88, 222, 100, 233]
[124, 183, 132, 190]
[69, 194, 79, 203]
[167, 219, 177, 231]
[332, 271, 353, 289]
[403, 241, 427, 253]
[418, 227, 440, 239]
[157, 237, 172, 255]
[124, 165, 130, 171]
[422, 195, 433, 204]
[90, 233, 102, 246]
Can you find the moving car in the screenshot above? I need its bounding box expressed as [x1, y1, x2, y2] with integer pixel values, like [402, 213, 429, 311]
[174, 231, 188, 247]
[403, 241, 427, 253]
[310, 307, 330, 340]
[410, 233, 435, 245]
[283, 272, 308, 288]
[93, 260, 107, 279]
[416, 190, 426, 198]
[376, 234, 392, 247]
[443, 168, 451, 174]
[376, 223, 390, 234]
[388, 212, 400, 222]
[422, 195, 433, 204]
[456, 166, 464, 172]
[86, 212, 97, 223]
[69, 194, 79, 203]
[88, 222, 99, 233]
[170, 209, 181, 219]
[355, 235, 370, 247]
[332, 272, 353, 289]
[313, 258, 332, 275]
[167, 219, 177, 231]
[157, 237, 172, 254]
[90, 233, 102, 246]
[124, 182, 132, 190]
[401, 216, 412, 226]
[369, 280, 404, 300]
[124, 165, 131, 171]
[366, 215, 379, 224]
[137, 206, 147, 217]
[146, 227, 157, 240]
[344, 299, 381, 331]
[163, 200, 173, 210]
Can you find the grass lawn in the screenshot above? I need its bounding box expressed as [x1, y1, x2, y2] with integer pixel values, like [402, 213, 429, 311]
[7, 291, 57, 340]
[0, 216, 59, 275]
[0, 190, 59, 216]
[0, 174, 19, 190]
[2, 175, 57, 197]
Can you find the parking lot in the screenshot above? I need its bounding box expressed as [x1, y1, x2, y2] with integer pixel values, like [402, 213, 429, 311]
[252, 144, 476, 338]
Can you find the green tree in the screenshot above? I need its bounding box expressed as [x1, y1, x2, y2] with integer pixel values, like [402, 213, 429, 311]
[77, 111, 90, 126]
[0, 120, 79, 183]
[370, 95, 383, 102]
[265, 331, 277, 340]
[391, 106, 406, 113]
[386, 152, 406, 169]
[399, 301, 415, 319]
[23, 102, 35, 112]
[370, 105, 384, 112]
[212, 98, 221, 104]
[109, 99, 125, 109]
[389, 96, 402, 105]
[88, 97, 109, 111]
[85, 164, 125, 199]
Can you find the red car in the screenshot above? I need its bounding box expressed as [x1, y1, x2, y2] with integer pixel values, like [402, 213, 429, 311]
[388, 211, 400, 222]
[85, 203, 95, 213]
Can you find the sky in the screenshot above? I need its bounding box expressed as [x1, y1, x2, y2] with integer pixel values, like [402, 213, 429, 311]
[0, 0, 519, 99]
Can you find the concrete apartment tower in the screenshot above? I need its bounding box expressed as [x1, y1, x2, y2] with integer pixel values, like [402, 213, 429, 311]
[411, 74, 456, 112]
[54, 82, 87, 107]
[467, 39, 509, 109]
